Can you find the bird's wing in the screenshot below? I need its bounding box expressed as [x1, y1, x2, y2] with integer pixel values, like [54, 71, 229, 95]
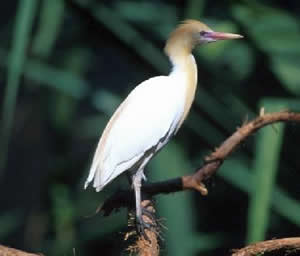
[85, 75, 184, 191]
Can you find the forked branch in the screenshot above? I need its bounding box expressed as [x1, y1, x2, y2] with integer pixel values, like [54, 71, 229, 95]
[101, 110, 300, 214]
[98, 110, 300, 255]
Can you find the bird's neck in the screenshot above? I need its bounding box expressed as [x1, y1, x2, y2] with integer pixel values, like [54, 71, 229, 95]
[167, 50, 198, 129]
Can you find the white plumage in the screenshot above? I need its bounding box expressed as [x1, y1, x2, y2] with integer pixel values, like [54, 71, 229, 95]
[85, 71, 189, 191]
[84, 20, 242, 233]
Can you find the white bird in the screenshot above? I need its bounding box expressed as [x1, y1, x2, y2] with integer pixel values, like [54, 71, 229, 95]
[85, 20, 242, 232]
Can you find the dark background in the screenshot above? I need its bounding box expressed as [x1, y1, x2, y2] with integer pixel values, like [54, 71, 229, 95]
[0, 0, 300, 255]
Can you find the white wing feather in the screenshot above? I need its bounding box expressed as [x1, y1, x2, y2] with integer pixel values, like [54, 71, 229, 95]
[85, 75, 185, 191]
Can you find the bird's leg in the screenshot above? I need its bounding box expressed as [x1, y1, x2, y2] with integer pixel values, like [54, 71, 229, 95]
[132, 170, 155, 238]
[132, 171, 142, 221]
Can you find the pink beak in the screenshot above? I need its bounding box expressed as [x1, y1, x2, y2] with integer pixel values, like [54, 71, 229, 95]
[205, 31, 243, 40]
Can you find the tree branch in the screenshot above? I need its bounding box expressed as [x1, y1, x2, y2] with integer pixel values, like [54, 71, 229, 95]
[100, 110, 300, 216]
[126, 200, 160, 256]
[181, 110, 300, 194]
[0, 245, 41, 256]
[232, 237, 300, 256]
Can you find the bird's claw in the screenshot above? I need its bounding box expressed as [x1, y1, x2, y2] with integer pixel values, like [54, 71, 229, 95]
[136, 207, 157, 241]
[142, 207, 158, 223]
[136, 215, 156, 241]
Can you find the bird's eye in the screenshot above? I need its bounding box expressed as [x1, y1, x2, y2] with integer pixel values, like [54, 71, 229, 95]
[199, 31, 208, 36]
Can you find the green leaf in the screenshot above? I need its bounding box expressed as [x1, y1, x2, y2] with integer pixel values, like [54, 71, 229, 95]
[271, 57, 300, 94]
[149, 142, 199, 255]
[184, 0, 206, 20]
[78, 1, 169, 73]
[246, 100, 286, 243]
[114, 1, 177, 38]
[195, 89, 240, 133]
[0, 48, 90, 99]
[50, 184, 76, 254]
[32, 0, 65, 59]
[220, 159, 300, 228]
[92, 90, 121, 115]
[232, 4, 300, 95]
[25, 60, 89, 98]
[0, 0, 39, 174]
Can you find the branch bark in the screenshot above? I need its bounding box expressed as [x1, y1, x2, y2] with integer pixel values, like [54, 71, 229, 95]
[2, 237, 300, 256]
[0, 245, 41, 256]
[126, 200, 160, 256]
[232, 237, 300, 256]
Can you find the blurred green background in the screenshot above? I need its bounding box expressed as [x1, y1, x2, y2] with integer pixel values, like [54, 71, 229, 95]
[0, 0, 300, 255]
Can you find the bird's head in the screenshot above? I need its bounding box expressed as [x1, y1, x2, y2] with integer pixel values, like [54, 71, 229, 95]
[165, 20, 243, 58]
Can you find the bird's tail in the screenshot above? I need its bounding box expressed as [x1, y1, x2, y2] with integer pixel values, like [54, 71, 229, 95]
[84, 162, 107, 192]
[84, 160, 98, 189]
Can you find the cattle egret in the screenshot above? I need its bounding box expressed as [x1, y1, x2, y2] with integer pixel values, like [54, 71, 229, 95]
[85, 20, 243, 233]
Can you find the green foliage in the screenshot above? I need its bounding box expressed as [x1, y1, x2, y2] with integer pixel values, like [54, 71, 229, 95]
[0, 212, 21, 239]
[50, 184, 76, 254]
[32, 0, 65, 59]
[0, 0, 38, 175]
[247, 101, 286, 243]
[150, 142, 224, 255]
[233, 3, 300, 95]
[0, 0, 299, 255]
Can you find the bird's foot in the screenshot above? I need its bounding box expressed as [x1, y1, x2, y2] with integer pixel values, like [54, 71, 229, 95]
[136, 215, 156, 241]
[136, 207, 157, 241]
[142, 205, 157, 223]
